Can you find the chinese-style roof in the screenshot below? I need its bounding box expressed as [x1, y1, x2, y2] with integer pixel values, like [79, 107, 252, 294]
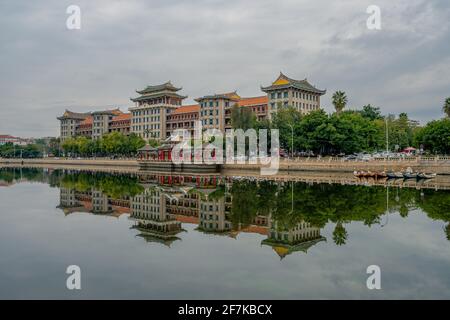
[261, 72, 326, 95]
[92, 108, 123, 115]
[172, 104, 200, 114]
[195, 91, 241, 102]
[238, 96, 268, 107]
[111, 113, 131, 122]
[136, 81, 182, 95]
[0, 134, 17, 139]
[138, 145, 159, 152]
[261, 236, 326, 259]
[57, 110, 91, 120]
[79, 116, 93, 125]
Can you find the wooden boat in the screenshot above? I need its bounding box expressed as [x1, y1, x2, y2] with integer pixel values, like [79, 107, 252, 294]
[417, 173, 437, 179]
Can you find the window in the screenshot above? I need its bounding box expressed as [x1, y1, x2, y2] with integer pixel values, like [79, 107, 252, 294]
[283, 92, 288, 98]
[277, 92, 282, 99]
[271, 93, 275, 99]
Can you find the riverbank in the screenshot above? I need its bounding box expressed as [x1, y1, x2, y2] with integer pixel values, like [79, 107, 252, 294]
[1, 156, 450, 175]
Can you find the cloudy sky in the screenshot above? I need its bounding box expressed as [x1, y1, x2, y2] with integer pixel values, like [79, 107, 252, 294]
[1, 0, 449, 137]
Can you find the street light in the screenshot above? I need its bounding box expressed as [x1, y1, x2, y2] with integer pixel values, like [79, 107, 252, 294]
[287, 123, 294, 158]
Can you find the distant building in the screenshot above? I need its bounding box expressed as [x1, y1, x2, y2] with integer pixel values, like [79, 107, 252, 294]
[0, 134, 29, 146]
[130, 82, 186, 141]
[57, 108, 130, 141]
[166, 104, 199, 138]
[196, 91, 241, 132]
[261, 72, 326, 120]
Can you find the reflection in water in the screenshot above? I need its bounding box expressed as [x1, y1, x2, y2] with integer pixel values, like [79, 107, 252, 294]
[2, 167, 450, 259]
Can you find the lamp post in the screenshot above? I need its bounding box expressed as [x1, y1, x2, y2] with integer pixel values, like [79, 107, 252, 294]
[287, 123, 294, 158]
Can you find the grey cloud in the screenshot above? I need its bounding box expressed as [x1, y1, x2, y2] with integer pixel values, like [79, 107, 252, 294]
[0, 0, 449, 137]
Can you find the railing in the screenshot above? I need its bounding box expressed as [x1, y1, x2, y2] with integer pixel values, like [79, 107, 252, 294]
[280, 156, 450, 163]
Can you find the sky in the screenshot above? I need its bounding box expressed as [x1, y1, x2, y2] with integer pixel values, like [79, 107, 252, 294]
[0, 0, 449, 138]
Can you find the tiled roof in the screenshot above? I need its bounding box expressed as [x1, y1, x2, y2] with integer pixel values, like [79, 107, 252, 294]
[79, 116, 93, 125]
[111, 113, 131, 121]
[172, 104, 200, 114]
[261, 72, 326, 95]
[136, 81, 182, 95]
[57, 110, 91, 120]
[195, 91, 241, 101]
[238, 96, 268, 107]
[0, 135, 16, 139]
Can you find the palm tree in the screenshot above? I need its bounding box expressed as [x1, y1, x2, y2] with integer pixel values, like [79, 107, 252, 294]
[332, 91, 348, 114]
[443, 97, 450, 118]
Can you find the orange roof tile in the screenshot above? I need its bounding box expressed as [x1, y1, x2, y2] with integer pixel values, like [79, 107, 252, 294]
[79, 116, 93, 125]
[238, 96, 268, 107]
[112, 113, 131, 121]
[172, 104, 200, 114]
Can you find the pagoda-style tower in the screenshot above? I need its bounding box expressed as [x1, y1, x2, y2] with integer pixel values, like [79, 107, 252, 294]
[261, 72, 326, 120]
[130, 81, 187, 141]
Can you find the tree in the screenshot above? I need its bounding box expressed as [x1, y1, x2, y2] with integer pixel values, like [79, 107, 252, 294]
[230, 105, 256, 130]
[414, 118, 450, 154]
[332, 91, 348, 114]
[443, 97, 450, 118]
[360, 104, 382, 120]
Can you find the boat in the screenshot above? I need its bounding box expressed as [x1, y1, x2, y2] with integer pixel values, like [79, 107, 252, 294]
[403, 172, 418, 179]
[387, 171, 403, 179]
[417, 172, 437, 179]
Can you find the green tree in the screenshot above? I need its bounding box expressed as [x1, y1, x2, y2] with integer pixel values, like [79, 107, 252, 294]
[414, 118, 450, 154]
[443, 97, 450, 118]
[230, 104, 257, 130]
[360, 104, 383, 120]
[332, 91, 348, 114]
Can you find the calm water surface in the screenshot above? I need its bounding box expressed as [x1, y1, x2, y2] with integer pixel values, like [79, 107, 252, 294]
[1, 168, 450, 299]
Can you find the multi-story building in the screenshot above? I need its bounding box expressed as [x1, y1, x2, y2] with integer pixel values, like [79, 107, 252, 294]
[58, 109, 130, 140]
[196, 91, 241, 132]
[224, 95, 269, 129]
[261, 72, 326, 120]
[130, 82, 186, 141]
[0, 135, 30, 146]
[57, 110, 91, 142]
[166, 104, 199, 138]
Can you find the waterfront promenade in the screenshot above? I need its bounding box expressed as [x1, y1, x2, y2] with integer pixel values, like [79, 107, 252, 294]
[1, 156, 450, 176]
[2, 156, 450, 175]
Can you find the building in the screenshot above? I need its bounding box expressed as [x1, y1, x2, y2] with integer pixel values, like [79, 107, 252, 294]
[261, 72, 326, 120]
[58, 109, 131, 141]
[196, 91, 241, 132]
[224, 95, 269, 129]
[0, 135, 29, 146]
[130, 82, 186, 141]
[166, 104, 199, 138]
[57, 110, 91, 142]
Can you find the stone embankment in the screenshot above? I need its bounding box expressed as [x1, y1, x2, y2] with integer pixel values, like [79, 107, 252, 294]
[1, 156, 450, 175]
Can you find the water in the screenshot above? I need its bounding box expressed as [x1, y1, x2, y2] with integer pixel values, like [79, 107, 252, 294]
[1, 167, 450, 299]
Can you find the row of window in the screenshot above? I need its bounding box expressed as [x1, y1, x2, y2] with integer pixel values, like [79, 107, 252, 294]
[132, 108, 161, 117]
[132, 116, 160, 123]
[200, 100, 230, 108]
[132, 124, 161, 131]
[270, 91, 318, 101]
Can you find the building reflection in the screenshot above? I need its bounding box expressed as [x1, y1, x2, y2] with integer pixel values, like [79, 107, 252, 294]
[57, 186, 130, 217]
[130, 188, 184, 247]
[262, 216, 326, 259]
[55, 173, 327, 258]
